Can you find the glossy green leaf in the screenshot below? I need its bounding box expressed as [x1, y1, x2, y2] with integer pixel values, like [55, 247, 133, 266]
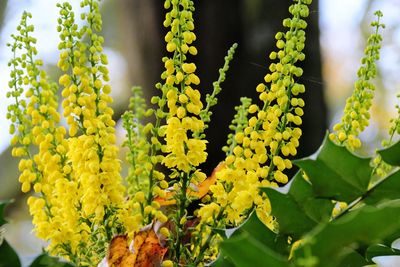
[230, 212, 288, 254]
[338, 250, 369, 267]
[284, 172, 334, 223]
[219, 233, 289, 267]
[294, 134, 373, 203]
[383, 229, 400, 249]
[378, 141, 400, 166]
[215, 212, 290, 267]
[211, 252, 235, 267]
[293, 201, 400, 267]
[0, 239, 21, 267]
[366, 244, 400, 262]
[29, 253, 76, 267]
[230, 212, 275, 241]
[0, 200, 13, 227]
[364, 170, 400, 205]
[0, 200, 20, 267]
[262, 172, 333, 238]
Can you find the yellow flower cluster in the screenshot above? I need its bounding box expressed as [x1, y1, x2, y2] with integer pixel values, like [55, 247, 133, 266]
[122, 87, 153, 196]
[57, 0, 136, 258]
[120, 12, 237, 263]
[8, 12, 89, 261]
[199, 0, 311, 228]
[160, 0, 207, 174]
[119, 3, 239, 262]
[143, 0, 213, 263]
[330, 11, 384, 150]
[163, 116, 206, 172]
[7, 2, 135, 265]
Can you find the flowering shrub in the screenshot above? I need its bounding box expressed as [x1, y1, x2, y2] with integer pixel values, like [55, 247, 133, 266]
[2, 0, 400, 267]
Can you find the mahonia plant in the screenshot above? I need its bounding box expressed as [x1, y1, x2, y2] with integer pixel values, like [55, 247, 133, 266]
[325, 11, 385, 213]
[214, 11, 400, 267]
[15, 0, 400, 266]
[7, 1, 135, 265]
[191, 0, 312, 262]
[5, 0, 313, 265]
[202, 0, 309, 219]
[6, 0, 244, 265]
[330, 11, 385, 150]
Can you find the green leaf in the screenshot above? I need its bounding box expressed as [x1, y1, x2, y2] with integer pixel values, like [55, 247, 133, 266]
[378, 141, 400, 166]
[364, 170, 400, 205]
[211, 252, 235, 267]
[383, 229, 400, 249]
[231, 212, 275, 240]
[0, 200, 13, 227]
[261, 172, 334, 238]
[338, 250, 369, 267]
[29, 253, 76, 267]
[0, 200, 21, 267]
[215, 212, 291, 267]
[294, 134, 373, 203]
[263, 188, 314, 238]
[293, 201, 400, 267]
[366, 244, 400, 262]
[0, 239, 21, 267]
[230, 212, 287, 253]
[219, 233, 290, 267]
[284, 173, 334, 223]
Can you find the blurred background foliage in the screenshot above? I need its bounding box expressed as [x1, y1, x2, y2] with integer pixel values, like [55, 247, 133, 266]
[0, 0, 399, 264]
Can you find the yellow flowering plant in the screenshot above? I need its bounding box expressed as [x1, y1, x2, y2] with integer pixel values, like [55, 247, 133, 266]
[2, 0, 400, 267]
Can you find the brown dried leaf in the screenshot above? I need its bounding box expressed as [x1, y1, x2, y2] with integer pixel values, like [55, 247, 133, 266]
[106, 229, 167, 267]
[107, 235, 136, 267]
[133, 229, 167, 267]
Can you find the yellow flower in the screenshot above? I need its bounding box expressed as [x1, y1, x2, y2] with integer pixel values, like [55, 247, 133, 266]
[330, 12, 384, 150]
[199, 0, 312, 231]
[7, 2, 135, 264]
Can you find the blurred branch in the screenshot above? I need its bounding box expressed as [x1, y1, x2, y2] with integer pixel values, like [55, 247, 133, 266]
[0, 146, 19, 200]
[0, 0, 7, 27]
